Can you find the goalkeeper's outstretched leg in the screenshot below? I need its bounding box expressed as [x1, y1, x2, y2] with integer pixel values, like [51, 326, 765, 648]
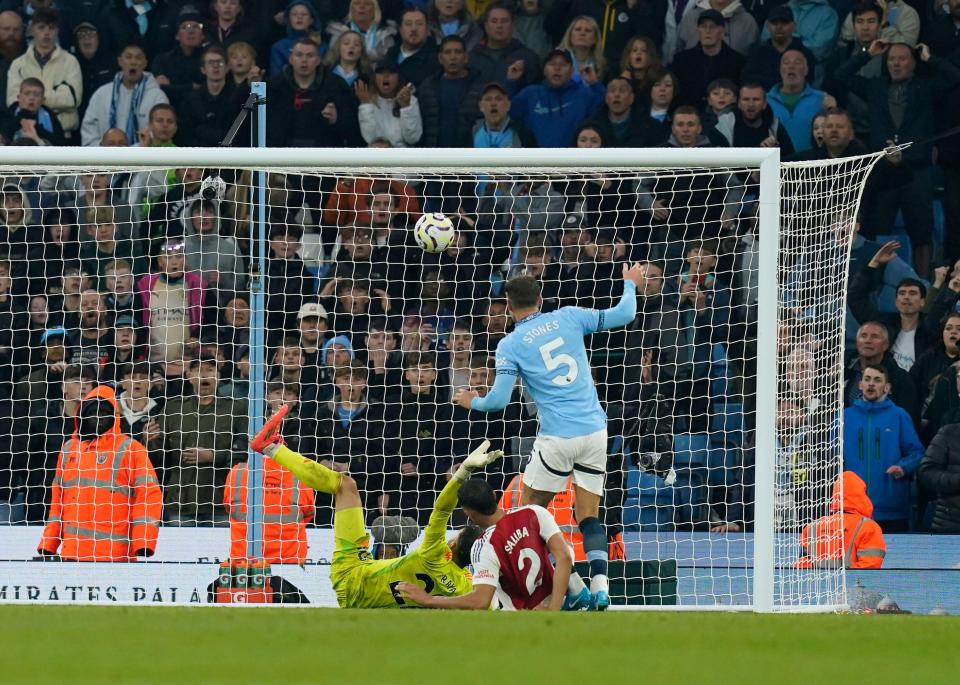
[250, 405, 361, 511]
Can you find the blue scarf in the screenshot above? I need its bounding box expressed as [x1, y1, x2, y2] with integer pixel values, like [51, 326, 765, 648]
[333, 64, 359, 86]
[126, 0, 152, 36]
[13, 107, 54, 138]
[109, 73, 148, 145]
[350, 21, 380, 57]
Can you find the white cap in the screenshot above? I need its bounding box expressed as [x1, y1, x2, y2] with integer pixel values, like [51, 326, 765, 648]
[297, 302, 328, 320]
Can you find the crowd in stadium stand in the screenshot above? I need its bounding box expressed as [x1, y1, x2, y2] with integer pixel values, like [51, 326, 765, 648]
[0, 0, 958, 540]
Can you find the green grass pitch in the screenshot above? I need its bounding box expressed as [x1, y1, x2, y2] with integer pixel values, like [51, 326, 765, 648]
[3, 606, 955, 685]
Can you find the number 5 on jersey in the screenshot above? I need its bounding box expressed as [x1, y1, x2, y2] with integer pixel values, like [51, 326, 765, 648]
[539, 337, 579, 386]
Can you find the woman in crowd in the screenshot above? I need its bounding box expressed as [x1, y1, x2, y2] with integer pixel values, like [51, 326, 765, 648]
[325, 30, 371, 87]
[326, 0, 397, 63]
[356, 64, 422, 147]
[620, 35, 662, 103]
[270, 0, 325, 75]
[557, 15, 605, 83]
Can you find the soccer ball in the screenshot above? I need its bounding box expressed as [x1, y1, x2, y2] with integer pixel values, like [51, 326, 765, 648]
[413, 212, 456, 253]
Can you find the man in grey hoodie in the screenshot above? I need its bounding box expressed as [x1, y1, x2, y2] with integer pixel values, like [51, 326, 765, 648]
[183, 198, 247, 301]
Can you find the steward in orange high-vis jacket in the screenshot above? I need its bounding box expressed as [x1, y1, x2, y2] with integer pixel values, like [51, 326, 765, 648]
[224, 455, 315, 564]
[38, 384, 162, 561]
[796, 471, 886, 569]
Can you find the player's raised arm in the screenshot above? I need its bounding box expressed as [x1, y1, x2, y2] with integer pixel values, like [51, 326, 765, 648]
[421, 441, 503, 556]
[454, 346, 518, 413]
[593, 262, 641, 331]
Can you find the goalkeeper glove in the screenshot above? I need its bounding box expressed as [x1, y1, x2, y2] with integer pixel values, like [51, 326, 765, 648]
[453, 440, 504, 482]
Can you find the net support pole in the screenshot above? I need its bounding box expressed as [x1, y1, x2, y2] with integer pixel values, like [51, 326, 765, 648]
[753, 148, 781, 612]
[244, 81, 268, 561]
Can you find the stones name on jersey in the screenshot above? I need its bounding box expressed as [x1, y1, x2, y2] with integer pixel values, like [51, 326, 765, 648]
[520, 320, 560, 345]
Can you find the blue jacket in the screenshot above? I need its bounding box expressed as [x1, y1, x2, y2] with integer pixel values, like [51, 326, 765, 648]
[270, 1, 323, 76]
[510, 79, 604, 148]
[843, 397, 924, 521]
[767, 83, 827, 152]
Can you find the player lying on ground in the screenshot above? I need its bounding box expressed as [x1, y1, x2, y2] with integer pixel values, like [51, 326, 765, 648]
[399, 478, 573, 611]
[454, 263, 644, 610]
[250, 405, 501, 608]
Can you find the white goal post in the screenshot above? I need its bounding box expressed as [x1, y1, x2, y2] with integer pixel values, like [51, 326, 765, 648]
[0, 146, 885, 611]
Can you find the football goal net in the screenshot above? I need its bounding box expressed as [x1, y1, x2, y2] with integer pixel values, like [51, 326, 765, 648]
[0, 146, 884, 610]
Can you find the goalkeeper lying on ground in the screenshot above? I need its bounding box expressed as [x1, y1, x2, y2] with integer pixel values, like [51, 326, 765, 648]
[250, 405, 500, 608]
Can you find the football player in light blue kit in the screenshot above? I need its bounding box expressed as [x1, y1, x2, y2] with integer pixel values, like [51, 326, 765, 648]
[454, 263, 643, 610]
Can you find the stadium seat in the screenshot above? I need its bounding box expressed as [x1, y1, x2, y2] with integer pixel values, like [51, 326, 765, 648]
[710, 403, 744, 446]
[672, 433, 710, 469]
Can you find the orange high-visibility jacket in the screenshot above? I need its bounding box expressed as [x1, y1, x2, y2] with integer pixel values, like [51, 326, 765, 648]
[38, 385, 162, 561]
[224, 457, 315, 564]
[797, 471, 886, 569]
[500, 474, 625, 562]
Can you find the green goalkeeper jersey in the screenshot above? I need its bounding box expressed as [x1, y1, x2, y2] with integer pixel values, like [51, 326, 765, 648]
[333, 478, 473, 608]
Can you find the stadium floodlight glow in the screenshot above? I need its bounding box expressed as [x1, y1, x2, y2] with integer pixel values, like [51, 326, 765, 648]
[0, 146, 885, 611]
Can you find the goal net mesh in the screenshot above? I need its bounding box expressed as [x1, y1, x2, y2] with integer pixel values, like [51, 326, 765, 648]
[0, 154, 881, 608]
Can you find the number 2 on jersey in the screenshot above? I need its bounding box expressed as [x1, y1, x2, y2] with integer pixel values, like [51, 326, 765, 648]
[517, 548, 542, 594]
[539, 337, 579, 386]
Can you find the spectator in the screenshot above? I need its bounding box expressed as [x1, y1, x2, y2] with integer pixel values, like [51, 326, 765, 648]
[0, 258, 27, 387]
[98, 0, 185, 60]
[183, 198, 247, 298]
[741, 5, 816, 92]
[835, 42, 960, 279]
[326, 0, 397, 63]
[70, 20, 114, 119]
[46, 262, 88, 331]
[138, 238, 207, 364]
[675, 0, 758, 57]
[266, 223, 314, 339]
[383, 7, 437, 88]
[364, 316, 403, 402]
[429, 0, 483, 52]
[558, 15, 605, 83]
[0, 11, 23, 102]
[38, 383, 162, 561]
[79, 205, 144, 281]
[205, 0, 261, 51]
[5, 8, 82, 140]
[513, 0, 551, 61]
[469, 2, 541, 90]
[618, 35, 663, 103]
[178, 45, 237, 147]
[823, 2, 883, 139]
[269, 336, 309, 392]
[913, 313, 960, 410]
[419, 35, 485, 147]
[671, 10, 746, 108]
[116, 361, 163, 452]
[66, 289, 113, 368]
[385, 351, 452, 523]
[102, 315, 142, 383]
[700, 77, 737, 131]
[0, 183, 40, 270]
[473, 296, 509, 353]
[638, 109, 742, 254]
[81, 42, 169, 146]
[844, 321, 920, 422]
[547, 0, 665, 68]
[843, 363, 924, 532]
[840, 0, 918, 46]
[587, 76, 658, 147]
[441, 318, 475, 401]
[316, 360, 392, 518]
[13, 327, 67, 424]
[326, 277, 390, 340]
[767, 49, 836, 152]
[510, 48, 604, 147]
[270, 1, 324, 76]
[761, 0, 838, 63]
[152, 5, 208, 106]
[220, 292, 251, 351]
[918, 383, 960, 533]
[644, 67, 679, 130]
[295, 300, 328, 384]
[227, 40, 264, 87]
[145, 356, 248, 526]
[267, 37, 364, 147]
[0, 76, 65, 145]
[103, 258, 144, 325]
[848, 240, 939, 372]
[773, 393, 832, 529]
[325, 29, 372, 87]
[467, 80, 536, 147]
[356, 63, 423, 147]
[325, 225, 392, 290]
[796, 471, 886, 569]
[712, 82, 794, 152]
